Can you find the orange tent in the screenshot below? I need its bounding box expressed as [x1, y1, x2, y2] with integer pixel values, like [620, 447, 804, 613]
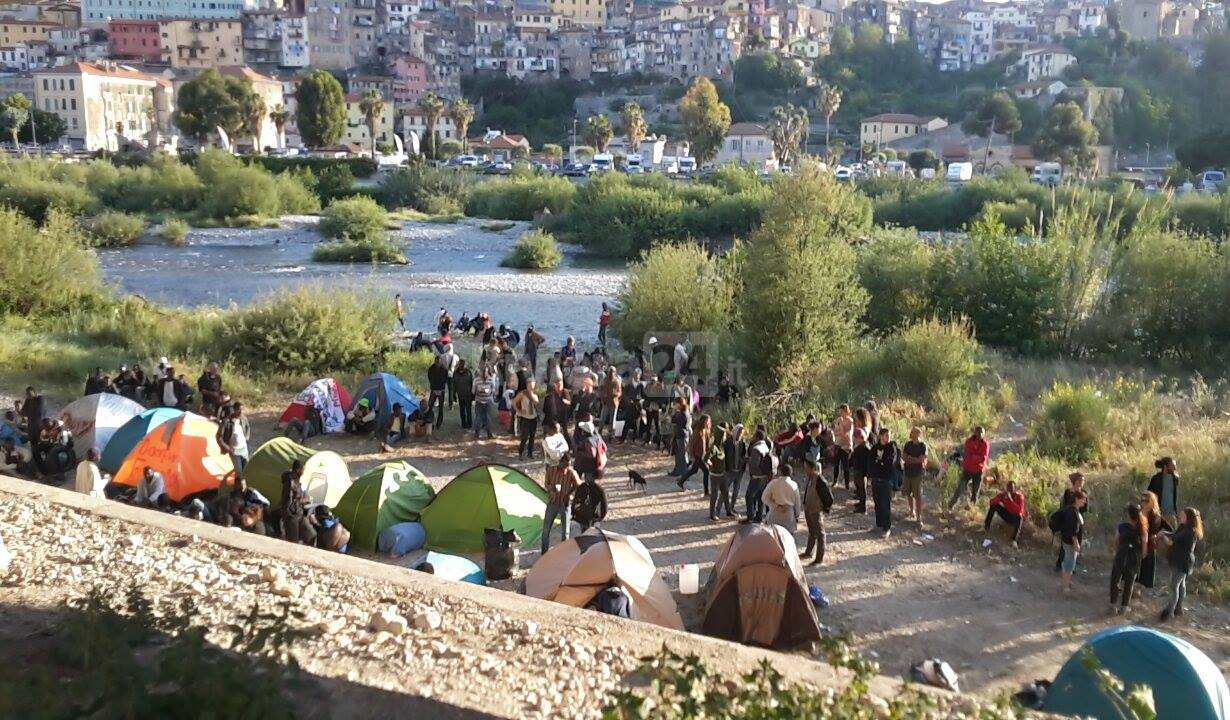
[113, 413, 234, 502]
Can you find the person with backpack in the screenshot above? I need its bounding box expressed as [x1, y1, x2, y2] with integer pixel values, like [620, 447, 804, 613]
[1109, 503, 1148, 615]
[1059, 490, 1087, 594]
[572, 413, 607, 482]
[983, 480, 1026, 546]
[571, 473, 608, 532]
[948, 426, 989, 509]
[869, 427, 901, 537]
[541, 452, 580, 554]
[742, 426, 774, 524]
[1160, 507, 1203, 622]
[678, 413, 713, 495]
[802, 459, 833, 565]
[850, 426, 871, 514]
[705, 423, 729, 520]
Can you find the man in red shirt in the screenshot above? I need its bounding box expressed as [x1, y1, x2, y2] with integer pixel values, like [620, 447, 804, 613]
[983, 480, 1025, 545]
[597, 302, 611, 347]
[948, 426, 989, 510]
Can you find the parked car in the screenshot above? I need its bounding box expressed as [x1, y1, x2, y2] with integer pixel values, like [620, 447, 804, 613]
[1199, 169, 1226, 192]
[833, 165, 853, 181]
[590, 153, 614, 173]
[946, 162, 974, 183]
[1031, 162, 1062, 187]
[563, 163, 590, 177]
[623, 164, 645, 174]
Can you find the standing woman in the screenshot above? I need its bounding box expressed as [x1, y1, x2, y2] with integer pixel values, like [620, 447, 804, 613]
[678, 413, 712, 496]
[1137, 490, 1173, 590]
[1160, 507, 1204, 622]
[869, 428, 901, 537]
[1108, 503, 1148, 615]
[1147, 457, 1180, 528]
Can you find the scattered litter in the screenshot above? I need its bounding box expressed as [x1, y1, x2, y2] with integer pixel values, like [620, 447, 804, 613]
[1010, 576, 1019, 583]
[981, 538, 993, 549]
[921, 534, 935, 541]
[808, 585, 829, 609]
[868, 650, 879, 659]
[913, 539, 924, 546]
[910, 659, 960, 692]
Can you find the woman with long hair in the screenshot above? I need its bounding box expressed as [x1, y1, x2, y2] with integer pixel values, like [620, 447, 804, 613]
[677, 413, 712, 496]
[1109, 503, 1148, 615]
[1137, 490, 1173, 589]
[1161, 507, 1204, 621]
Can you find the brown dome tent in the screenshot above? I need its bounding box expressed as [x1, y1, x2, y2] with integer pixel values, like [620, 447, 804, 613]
[702, 523, 822, 648]
[524, 528, 683, 630]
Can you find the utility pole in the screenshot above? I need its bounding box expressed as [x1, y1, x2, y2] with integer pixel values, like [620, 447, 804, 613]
[571, 116, 577, 163]
[29, 108, 37, 156]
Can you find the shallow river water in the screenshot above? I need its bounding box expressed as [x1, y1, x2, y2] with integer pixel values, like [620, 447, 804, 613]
[97, 218, 626, 344]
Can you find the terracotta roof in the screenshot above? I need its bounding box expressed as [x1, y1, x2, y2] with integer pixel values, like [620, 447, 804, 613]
[727, 122, 767, 135]
[33, 60, 158, 82]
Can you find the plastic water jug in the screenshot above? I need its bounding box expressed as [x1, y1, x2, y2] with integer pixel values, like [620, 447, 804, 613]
[679, 563, 699, 594]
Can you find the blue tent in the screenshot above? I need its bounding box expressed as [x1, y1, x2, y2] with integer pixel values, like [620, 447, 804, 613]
[100, 408, 184, 473]
[352, 373, 420, 426]
[1045, 626, 1230, 720]
[417, 551, 485, 585]
[0, 421, 23, 447]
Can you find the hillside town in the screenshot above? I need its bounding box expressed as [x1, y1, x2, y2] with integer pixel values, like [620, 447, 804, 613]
[0, 0, 1224, 177]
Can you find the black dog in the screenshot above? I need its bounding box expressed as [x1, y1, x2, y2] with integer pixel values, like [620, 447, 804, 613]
[628, 469, 648, 491]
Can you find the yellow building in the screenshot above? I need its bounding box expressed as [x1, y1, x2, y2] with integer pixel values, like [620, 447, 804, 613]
[34, 61, 175, 152]
[547, 0, 609, 26]
[0, 19, 56, 47]
[159, 18, 243, 69]
[342, 92, 394, 153]
[859, 113, 948, 147]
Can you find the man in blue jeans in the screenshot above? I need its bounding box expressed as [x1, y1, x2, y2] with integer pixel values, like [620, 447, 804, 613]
[541, 452, 580, 554]
[472, 367, 497, 439]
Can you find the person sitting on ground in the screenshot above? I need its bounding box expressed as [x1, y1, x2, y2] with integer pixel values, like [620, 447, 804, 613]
[380, 402, 409, 452]
[74, 447, 108, 499]
[36, 418, 75, 478]
[285, 397, 324, 443]
[280, 460, 315, 545]
[1159, 506, 1203, 622]
[561, 336, 577, 369]
[312, 505, 350, 553]
[223, 476, 270, 534]
[134, 466, 168, 508]
[762, 462, 803, 543]
[156, 366, 188, 410]
[345, 398, 378, 435]
[197, 362, 227, 417]
[983, 480, 1026, 546]
[1109, 503, 1148, 615]
[571, 471, 608, 532]
[1059, 490, 1087, 594]
[1, 437, 31, 477]
[84, 367, 113, 396]
[589, 581, 632, 619]
[114, 365, 141, 401]
[20, 387, 46, 444]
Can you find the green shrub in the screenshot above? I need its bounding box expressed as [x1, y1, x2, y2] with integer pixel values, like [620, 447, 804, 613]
[611, 242, 735, 350]
[0, 208, 103, 316]
[855, 228, 935, 335]
[501, 229, 562, 269]
[273, 171, 321, 214]
[249, 155, 377, 178]
[160, 217, 189, 245]
[313, 164, 356, 203]
[0, 176, 97, 222]
[420, 192, 463, 216]
[312, 238, 407, 264]
[465, 175, 576, 219]
[221, 286, 392, 374]
[1031, 381, 1112, 462]
[875, 318, 983, 403]
[198, 166, 280, 219]
[319, 196, 387, 242]
[1172, 192, 1230, 238]
[86, 211, 146, 247]
[376, 165, 470, 212]
[94, 156, 203, 213]
[979, 199, 1037, 232]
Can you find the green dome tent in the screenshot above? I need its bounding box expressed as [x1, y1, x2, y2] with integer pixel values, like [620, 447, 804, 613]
[334, 461, 435, 552]
[244, 438, 352, 511]
[1045, 626, 1230, 720]
[420, 464, 548, 554]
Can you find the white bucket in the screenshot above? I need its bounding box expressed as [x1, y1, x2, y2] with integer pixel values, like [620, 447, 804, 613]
[679, 563, 699, 595]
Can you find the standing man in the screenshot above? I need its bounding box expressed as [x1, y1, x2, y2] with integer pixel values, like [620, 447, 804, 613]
[472, 366, 497, 440]
[427, 355, 449, 430]
[743, 426, 773, 524]
[667, 397, 691, 477]
[524, 325, 545, 375]
[901, 426, 928, 524]
[453, 359, 474, 430]
[832, 404, 854, 488]
[869, 428, 901, 538]
[642, 374, 665, 447]
[541, 452, 579, 554]
[598, 367, 622, 436]
[801, 460, 831, 565]
[217, 403, 250, 478]
[514, 379, 542, 459]
[542, 379, 572, 438]
[949, 426, 989, 509]
[597, 302, 611, 347]
[395, 294, 406, 333]
[197, 362, 226, 417]
[74, 447, 108, 498]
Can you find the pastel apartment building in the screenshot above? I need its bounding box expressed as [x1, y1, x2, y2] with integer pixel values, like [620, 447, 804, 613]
[34, 61, 174, 151]
[109, 19, 162, 61]
[83, 0, 261, 23]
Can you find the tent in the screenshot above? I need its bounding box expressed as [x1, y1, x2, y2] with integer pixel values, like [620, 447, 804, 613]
[525, 527, 683, 630]
[100, 408, 184, 473]
[59, 393, 145, 455]
[701, 523, 821, 648]
[333, 461, 435, 552]
[244, 437, 351, 511]
[278, 378, 352, 434]
[420, 464, 548, 554]
[351, 373, 419, 427]
[418, 551, 485, 584]
[112, 413, 234, 502]
[1045, 626, 1230, 720]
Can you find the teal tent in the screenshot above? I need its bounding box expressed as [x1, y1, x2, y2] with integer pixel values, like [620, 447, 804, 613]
[100, 408, 184, 473]
[1045, 626, 1230, 720]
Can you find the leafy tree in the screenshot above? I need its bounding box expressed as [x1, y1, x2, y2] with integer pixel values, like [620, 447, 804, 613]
[19, 108, 66, 144]
[819, 85, 841, 147]
[907, 149, 939, 171]
[173, 69, 251, 144]
[584, 114, 613, 152]
[0, 94, 30, 150]
[621, 101, 647, 153]
[447, 98, 474, 151]
[541, 143, 563, 162]
[1033, 101, 1099, 172]
[241, 92, 266, 154]
[295, 69, 346, 149]
[733, 53, 804, 93]
[961, 90, 1021, 174]
[768, 104, 808, 167]
[416, 91, 445, 159]
[358, 89, 385, 158]
[268, 105, 289, 149]
[1176, 128, 1230, 172]
[680, 77, 731, 164]
[738, 162, 871, 386]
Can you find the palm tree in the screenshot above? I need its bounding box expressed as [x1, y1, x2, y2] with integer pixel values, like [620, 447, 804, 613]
[583, 114, 613, 152]
[417, 91, 445, 159]
[269, 104, 289, 150]
[819, 85, 841, 148]
[621, 101, 647, 155]
[359, 89, 385, 158]
[242, 92, 266, 154]
[448, 98, 474, 152]
[768, 103, 810, 167]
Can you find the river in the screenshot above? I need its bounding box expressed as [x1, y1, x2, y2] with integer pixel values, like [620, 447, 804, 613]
[96, 218, 626, 344]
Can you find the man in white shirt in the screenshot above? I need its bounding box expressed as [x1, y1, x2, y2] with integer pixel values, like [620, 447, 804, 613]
[74, 448, 108, 498]
[135, 466, 167, 507]
[217, 403, 250, 475]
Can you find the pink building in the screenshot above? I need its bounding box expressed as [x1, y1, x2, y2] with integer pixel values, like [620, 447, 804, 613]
[391, 55, 428, 103]
[109, 19, 161, 62]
